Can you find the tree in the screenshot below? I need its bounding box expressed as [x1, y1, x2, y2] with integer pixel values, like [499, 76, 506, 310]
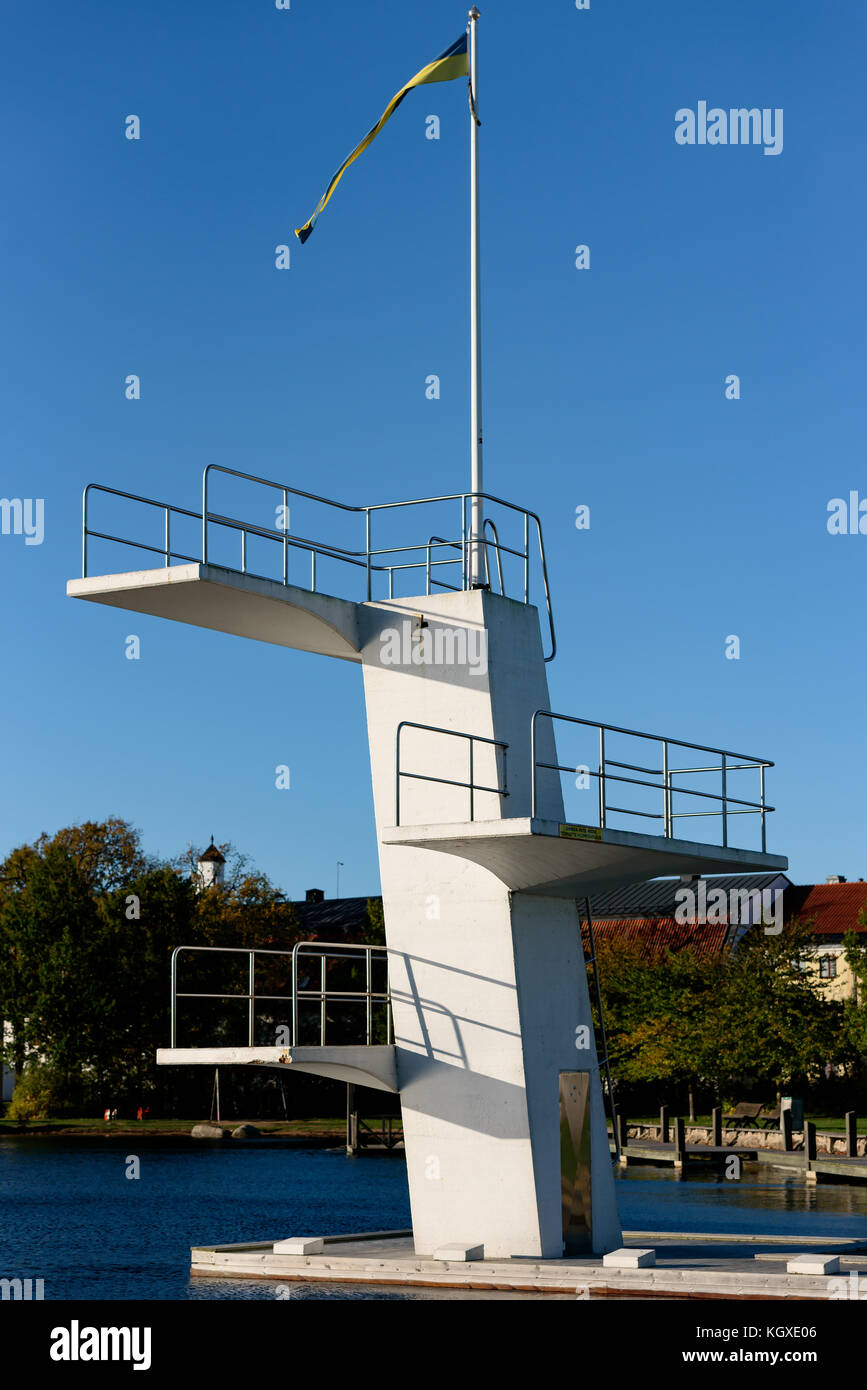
[705, 920, 846, 1097]
[843, 923, 867, 1058]
[0, 820, 299, 1114]
[592, 918, 847, 1107]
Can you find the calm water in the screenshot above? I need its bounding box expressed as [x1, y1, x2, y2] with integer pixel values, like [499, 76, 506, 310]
[1, 1140, 866, 1300]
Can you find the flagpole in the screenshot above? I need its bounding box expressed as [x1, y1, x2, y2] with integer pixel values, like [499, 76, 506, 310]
[468, 7, 484, 587]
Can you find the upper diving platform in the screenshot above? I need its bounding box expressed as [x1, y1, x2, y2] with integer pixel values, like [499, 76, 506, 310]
[67, 465, 555, 660]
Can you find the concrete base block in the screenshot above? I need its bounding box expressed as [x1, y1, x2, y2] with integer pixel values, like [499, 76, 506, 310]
[602, 1248, 656, 1269]
[786, 1254, 840, 1275]
[272, 1237, 324, 1255]
[432, 1243, 484, 1262]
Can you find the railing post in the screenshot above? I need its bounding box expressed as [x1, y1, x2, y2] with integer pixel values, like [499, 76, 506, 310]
[165, 508, 170, 568]
[662, 740, 670, 836]
[523, 509, 529, 604]
[240, 529, 246, 573]
[712, 1106, 722, 1147]
[599, 726, 606, 830]
[469, 737, 474, 822]
[170, 949, 178, 1047]
[282, 488, 288, 584]
[395, 723, 402, 827]
[365, 948, 372, 1045]
[248, 951, 255, 1046]
[365, 510, 372, 600]
[530, 712, 537, 819]
[760, 764, 767, 852]
[82, 486, 89, 578]
[320, 955, 326, 1046]
[660, 1104, 669, 1145]
[846, 1110, 857, 1159]
[202, 467, 209, 563]
[311, 549, 316, 591]
[291, 946, 298, 1047]
[721, 753, 728, 848]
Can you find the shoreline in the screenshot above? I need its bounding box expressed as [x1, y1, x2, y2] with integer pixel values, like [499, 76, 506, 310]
[0, 1120, 351, 1144]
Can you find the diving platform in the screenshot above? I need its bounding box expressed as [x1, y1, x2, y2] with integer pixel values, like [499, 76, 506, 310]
[155, 1045, 398, 1093]
[68, 563, 362, 662]
[381, 818, 788, 898]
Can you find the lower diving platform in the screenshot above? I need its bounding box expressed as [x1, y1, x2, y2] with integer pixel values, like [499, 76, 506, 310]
[155, 1044, 398, 1093]
[161, 941, 396, 1092]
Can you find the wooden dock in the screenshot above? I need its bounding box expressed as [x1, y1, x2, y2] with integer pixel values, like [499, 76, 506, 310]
[612, 1133, 867, 1183]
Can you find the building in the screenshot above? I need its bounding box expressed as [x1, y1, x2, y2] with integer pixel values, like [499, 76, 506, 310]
[195, 838, 226, 890]
[584, 874, 867, 999]
[785, 879, 867, 1001]
[2, 1020, 14, 1104]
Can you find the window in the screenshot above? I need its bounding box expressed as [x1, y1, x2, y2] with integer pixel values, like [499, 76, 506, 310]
[819, 955, 837, 980]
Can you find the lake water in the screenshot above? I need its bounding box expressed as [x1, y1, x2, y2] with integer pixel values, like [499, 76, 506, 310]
[2, 1140, 866, 1300]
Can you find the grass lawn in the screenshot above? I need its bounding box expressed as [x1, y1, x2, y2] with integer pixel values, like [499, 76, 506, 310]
[0, 1116, 358, 1137]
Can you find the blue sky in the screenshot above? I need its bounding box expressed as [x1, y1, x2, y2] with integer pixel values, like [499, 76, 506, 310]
[1, 0, 864, 897]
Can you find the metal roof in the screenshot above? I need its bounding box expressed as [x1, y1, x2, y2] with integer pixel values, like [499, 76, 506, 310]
[586, 873, 788, 920]
[291, 895, 376, 938]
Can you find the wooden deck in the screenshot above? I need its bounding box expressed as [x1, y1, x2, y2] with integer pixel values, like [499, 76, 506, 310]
[613, 1137, 867, 1183]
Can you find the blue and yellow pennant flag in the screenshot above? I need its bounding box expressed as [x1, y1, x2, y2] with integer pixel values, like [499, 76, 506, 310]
[295, 32, 469, 244]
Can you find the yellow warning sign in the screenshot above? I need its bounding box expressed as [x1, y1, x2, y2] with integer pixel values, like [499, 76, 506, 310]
[559, 823, 603, 842]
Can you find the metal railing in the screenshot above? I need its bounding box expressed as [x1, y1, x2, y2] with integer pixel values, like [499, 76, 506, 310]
[395, 721, 508, 826]
[530, 710, 774, 852]
[80, 465, 556, 660]
[169, 941, 392, 1049]
[81, 484, 201, 577]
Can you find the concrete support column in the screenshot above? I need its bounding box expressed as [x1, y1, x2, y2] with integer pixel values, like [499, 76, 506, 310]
[359, 589, 621, 1257]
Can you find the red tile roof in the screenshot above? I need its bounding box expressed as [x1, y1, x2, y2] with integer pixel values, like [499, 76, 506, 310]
[587, 917, 728, 958]
[785, 883, 867, 936]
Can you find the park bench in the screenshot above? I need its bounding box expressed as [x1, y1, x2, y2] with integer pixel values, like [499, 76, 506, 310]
[723, 1101, 764, 1128]
[757, 1106, 781, 1129]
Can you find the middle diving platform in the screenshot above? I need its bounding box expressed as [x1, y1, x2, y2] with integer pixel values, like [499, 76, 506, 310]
[382, 818, 787, 898]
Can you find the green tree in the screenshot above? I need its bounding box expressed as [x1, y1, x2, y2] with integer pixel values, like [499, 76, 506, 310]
[843, 922, 867, 1057]
[593, 919, 846, 1106]
[0, 820, 299, 1114]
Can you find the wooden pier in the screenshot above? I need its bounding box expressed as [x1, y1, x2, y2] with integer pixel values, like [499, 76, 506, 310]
[612, 1108, 867, 1183]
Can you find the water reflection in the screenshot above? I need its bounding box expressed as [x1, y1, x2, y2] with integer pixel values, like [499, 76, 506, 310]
[616, 1163, 867, 1237]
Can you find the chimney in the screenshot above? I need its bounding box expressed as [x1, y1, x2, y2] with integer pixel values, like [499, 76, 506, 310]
[825, 875, 847, 884]
[305, 888, 324, 903]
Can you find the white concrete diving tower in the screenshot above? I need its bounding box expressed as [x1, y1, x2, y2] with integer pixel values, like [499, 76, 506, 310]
[69, 470, 786, 1260]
